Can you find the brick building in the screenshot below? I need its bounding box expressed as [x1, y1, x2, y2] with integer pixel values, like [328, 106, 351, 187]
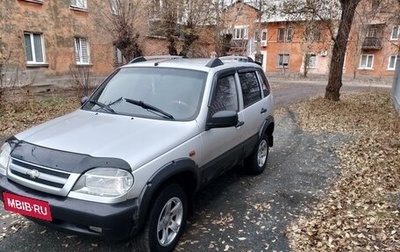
[345, 0, 400, 78]
[1, 0, 398, 89]
[0, 0, 213, 88]
[224, 0, 399, 78]
[2, 0, 116, 87]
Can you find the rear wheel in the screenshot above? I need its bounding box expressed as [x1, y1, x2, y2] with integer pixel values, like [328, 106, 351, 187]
[132, 184, 187, 252]
[246, 133, 269, 175]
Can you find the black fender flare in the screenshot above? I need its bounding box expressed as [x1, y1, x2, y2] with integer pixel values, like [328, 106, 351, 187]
[258, 115, 275, 147]
[135, 158, 200, 231]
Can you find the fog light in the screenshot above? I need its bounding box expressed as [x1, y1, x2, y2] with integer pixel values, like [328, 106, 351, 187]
[89, 226, 102, 233]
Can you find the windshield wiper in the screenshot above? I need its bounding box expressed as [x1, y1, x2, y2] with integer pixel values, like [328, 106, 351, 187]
[125, 98, 174, 120]
[89, 100, 116, 114]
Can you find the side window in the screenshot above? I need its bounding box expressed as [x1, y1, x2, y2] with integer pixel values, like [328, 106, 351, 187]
[238, 71, 262, 107]
[210, 75, 238, 116]
[256, 70, 270, 97]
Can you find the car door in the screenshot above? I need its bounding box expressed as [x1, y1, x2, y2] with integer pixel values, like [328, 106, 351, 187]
[237, 68, 271, 157]
[199, 70, 245, 184]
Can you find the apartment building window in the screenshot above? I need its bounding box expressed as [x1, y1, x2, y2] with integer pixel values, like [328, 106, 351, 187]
[74, 37, 90, 65]
[278, 28, 285, 42]
[277, 54, 290, 67]
[388, 55, 399, 70]
[286, 28, 293, 41]
[391, 26, 399, 40]
[24, 32, 45, 64]
[109, 0, 119, 15]
[306, 54, 317, 68]
[255, 29, 267, 44]
[359, 54, 374, 69]
[71, 0, 87, 10]
[150, 0, 162, 20]
[278, 28, 292, 42]
[312, 30, 321, 42]
[115, 47, 125, 66]
[372, 0, 380, 10]
[366, 27, 377, 37]
[233, 26, 248, 40]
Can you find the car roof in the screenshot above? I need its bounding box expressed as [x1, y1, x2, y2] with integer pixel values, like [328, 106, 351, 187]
[120, 56, 262, 72]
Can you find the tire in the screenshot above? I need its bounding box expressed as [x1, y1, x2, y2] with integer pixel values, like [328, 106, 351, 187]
[132, 184, 187, 252]
[246, 133, 269, 175]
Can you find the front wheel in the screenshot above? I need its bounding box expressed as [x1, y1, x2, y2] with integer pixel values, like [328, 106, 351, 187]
[132, 184, 188, 252]
[246, 134, 269, 175]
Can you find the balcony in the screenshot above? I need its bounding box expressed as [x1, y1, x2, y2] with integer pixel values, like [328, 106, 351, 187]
[362, 37, 382, 50]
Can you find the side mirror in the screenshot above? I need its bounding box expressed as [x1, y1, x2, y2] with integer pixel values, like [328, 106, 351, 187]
[206, 110, 238, 130]
[80, 96, 89, 106]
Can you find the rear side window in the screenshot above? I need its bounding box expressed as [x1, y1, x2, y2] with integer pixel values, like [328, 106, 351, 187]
[238, 71, 262, 107]
[257, 70, 270, 97]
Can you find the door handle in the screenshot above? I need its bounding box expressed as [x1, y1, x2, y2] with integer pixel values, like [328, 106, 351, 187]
[260, 108, 267, 114]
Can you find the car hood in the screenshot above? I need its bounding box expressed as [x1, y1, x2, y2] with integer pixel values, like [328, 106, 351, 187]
[15, 110, 199, 169]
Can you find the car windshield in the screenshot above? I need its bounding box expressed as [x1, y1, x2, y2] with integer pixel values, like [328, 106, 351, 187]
[83, 67, 207, 120]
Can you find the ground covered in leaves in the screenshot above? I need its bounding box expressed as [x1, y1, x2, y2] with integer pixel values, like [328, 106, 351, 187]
[287, 90, 400, 251]
[0, 98, 79, 139]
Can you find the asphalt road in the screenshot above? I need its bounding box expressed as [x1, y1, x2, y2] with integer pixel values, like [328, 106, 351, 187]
[0, 80, 392, 252]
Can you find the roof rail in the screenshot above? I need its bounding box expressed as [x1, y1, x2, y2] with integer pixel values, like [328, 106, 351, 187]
[206, 58, 224, 68]
[219, 56, 255, 62]
[129, 55, 183, 64]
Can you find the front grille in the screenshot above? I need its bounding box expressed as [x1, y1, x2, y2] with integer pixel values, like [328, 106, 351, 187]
[8, 158, 77, 196]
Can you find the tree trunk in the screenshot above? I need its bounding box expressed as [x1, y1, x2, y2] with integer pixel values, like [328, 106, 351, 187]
[325, 0, 360, 101]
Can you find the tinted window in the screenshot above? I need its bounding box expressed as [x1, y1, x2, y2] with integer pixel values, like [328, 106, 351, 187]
[257, 70, 270, 97]
[238, 72, 261, 107]
[210, 75, 239, 116]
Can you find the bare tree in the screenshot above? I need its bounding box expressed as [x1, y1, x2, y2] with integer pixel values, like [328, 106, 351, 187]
[157, 0, 213, 56]
[91, 0, 146, 62]
[211, 0, 233, 57]
[282, 0, 363, 101]
[0, 38, 11, 103]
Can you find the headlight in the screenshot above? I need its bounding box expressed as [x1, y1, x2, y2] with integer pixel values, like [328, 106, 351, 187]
[72, 168, 133, 197]
[0, 143, 11, 176]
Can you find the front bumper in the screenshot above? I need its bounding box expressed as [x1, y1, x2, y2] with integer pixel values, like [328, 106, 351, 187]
[0, 176, 140, 240]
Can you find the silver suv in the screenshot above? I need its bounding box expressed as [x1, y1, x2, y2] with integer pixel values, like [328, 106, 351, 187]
[0, 56, 274, 252]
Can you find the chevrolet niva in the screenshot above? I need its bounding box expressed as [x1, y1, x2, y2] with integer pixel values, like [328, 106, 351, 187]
[0, 56, 274, 252]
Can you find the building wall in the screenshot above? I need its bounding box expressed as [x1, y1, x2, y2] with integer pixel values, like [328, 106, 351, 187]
[260, 21, 331, 76]
[345, 0, 400, 77]
[1, 0, 175, 87]
[2, 0, 116, 87]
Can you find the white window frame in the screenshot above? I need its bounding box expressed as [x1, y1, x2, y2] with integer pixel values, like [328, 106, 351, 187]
[359, 54, 374, 69]
[115, 47, 125, 65]
[109, 0, 119, 15]
[71, 0, 87, 9]
[24, 32, 46, 64]
[277, 53, 290, 68]
[391, 25, 399, 40]
[74, 37, 91, 65]
[260, 29, 267, 46]
[278, 28, 292, 42]
[388, 55, 399, 70]
[286, 28, 293, 42]
[307, 54, 317, 68]
[278, 28, 285, 42]
[366, 27, 377, 37]
[232, 25, 248, 40]
[150, 0, 162, 20]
